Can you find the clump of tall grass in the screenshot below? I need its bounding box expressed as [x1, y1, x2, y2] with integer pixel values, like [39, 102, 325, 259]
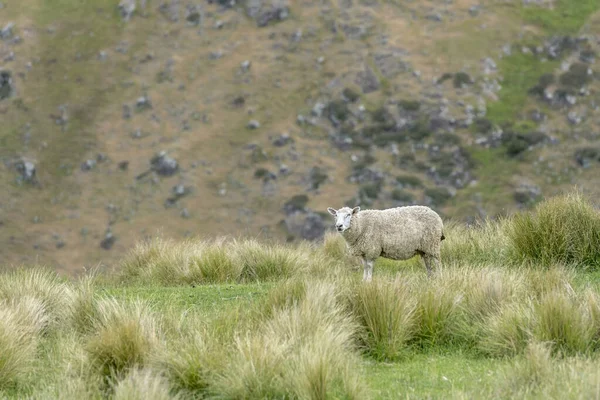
[509, 191, 600, 269]
[0, 297, 47, 388]
[85, 298, 162, 381]
[113, 368, 175, 400]
[534, 291, 594, 354]
[348, 277, 417, 360]
[119, 236, 344, 286]
[442, 219, 512, 265]
[0, 267, 75, 333]
[214, 282, 369, 399]
[478, 302, 534, 357]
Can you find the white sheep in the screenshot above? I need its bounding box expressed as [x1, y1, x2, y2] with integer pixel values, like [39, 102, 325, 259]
[327, 205, 445, 281]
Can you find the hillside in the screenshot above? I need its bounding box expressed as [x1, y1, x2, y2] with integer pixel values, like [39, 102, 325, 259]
[1, 0, 600, 274]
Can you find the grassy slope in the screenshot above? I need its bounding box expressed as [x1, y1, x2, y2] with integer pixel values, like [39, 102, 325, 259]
[1, 1, 600, 274]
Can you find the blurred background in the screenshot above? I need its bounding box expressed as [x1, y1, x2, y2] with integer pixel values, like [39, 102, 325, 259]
[0, 0, 599, 275]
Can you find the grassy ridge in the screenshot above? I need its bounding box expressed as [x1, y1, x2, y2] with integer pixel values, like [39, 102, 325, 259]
[2, 193, 600, 398]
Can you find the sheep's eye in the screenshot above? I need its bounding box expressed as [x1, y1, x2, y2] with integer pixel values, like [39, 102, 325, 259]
[345, 215, 351, 219]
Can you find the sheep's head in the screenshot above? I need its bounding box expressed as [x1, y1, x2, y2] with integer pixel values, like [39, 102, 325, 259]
[327, 206, 360, 233]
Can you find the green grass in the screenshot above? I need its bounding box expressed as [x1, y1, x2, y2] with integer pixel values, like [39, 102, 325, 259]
[486, 0, 600, 124]
[4, 194, 600, 398]
[486, 52, 558, 123]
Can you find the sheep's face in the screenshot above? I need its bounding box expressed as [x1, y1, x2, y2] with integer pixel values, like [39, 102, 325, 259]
[327, 206, 360, 233]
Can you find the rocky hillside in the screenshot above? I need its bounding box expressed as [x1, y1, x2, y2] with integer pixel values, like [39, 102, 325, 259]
[1, 0, 599, 274]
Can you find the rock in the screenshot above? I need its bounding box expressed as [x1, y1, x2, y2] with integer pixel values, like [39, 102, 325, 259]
[185, 4, 202, 25]
[284, 211, 326, 241]
[246, 0, 290, 27]
[355, 65, 380, 94]
[311, 102, 326, 117]
[247, 120, 261, 129]
[0, 70, 13, 100]
[308, 166, 328, 189]
[135, 95, 152, 111]
[250, 146, 268, 163]
[118, 0, 136, 21]
[283, 194, 309, 215]
[426, 12, 443, 22]
[272, 133, 293, 147]
[574, 147, 600, 168]
[567, 111, 582, 125]
[100, 231, 116, 250]
[118, 161, 129, 171]
[373, 50, 408, 79]
[0, 22, 14, 40]
[240, 60, 251, 72]
[150, 151, 179, 176]
[468, 5, 481, 16]
[158, 0, 181, 22]
[80, 159, 97, 171]
[165, 184, 190, 206]
[514, 184, 541, 206]
[180, 208, 191, 219]
[348, 166, 384, 184]
[482, 57, 497, 75]
[580, 49, 596, 64]
[122, 104, 132, 119]
[15, 158, 36, 184]
[424, 187, 452, 207]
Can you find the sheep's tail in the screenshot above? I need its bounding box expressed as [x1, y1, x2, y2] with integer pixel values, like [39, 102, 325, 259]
[441, 232, 446, 241]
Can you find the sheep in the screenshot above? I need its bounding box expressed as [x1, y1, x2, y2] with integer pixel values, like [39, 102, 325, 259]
[326, 205, 445, 281]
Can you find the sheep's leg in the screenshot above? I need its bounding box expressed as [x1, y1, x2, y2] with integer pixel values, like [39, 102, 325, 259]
[422, 254, 440, 278]
[361, 258, 368, 281]
[365, 260, 374, 282]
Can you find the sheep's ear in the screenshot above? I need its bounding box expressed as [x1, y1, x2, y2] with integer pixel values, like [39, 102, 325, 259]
[352, 206, 361, 215]
[327, 207, 337, 216]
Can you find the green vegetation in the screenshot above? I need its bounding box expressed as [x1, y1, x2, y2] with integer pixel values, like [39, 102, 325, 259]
[1, 193, 600, 398]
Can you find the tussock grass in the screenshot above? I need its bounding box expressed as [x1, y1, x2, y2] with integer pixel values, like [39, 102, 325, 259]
[534, 291, 594, 354]
[0, 297, 47, 388]
[348, 278, 417, 360]
[442, 219, 511, 266]
[119, 236, 343, 286]
[0, 267, 75, 333]
[478, 302, 534, 357]
[509, 192, 600, 269]
[85, 298, 162, 381]
[113, 368, 175, 400]
[214, 282, 368, 399]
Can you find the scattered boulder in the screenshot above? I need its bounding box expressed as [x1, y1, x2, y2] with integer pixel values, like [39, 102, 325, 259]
[574, 147, 600, 168]
[80, 159, 97, 171]
[158, 0, 181, 22]
[135, 95, 152, 112]
[165, 184, 190, 206]
[559, 63, 592, 88]
[136, 152, 179, 180]
[283, 194, 309, 215]
[118, 161, 129, 171]
[247, 120, 261, 129]
[100, 231, 116, 250]
[272, 133, 293, 147]
[355, 65, 380, 94]
[185, 4, 202, 25]
[284, 211, 326, 241]
[308, 166, 328, 189]
[118, 0, 136, 21]
[391, 188, 414, 204]
[424, 187, 452, 207]
[514, 184, 541, 207]
[240, 60, 251, 72]
[122, 104, 132, 119]
[453, 72, 473, 88]
[0, 22, 14, 40]
[0, 70, 13, 100]
[246, 0, 290, 27]
[15, 158, 37, 184]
